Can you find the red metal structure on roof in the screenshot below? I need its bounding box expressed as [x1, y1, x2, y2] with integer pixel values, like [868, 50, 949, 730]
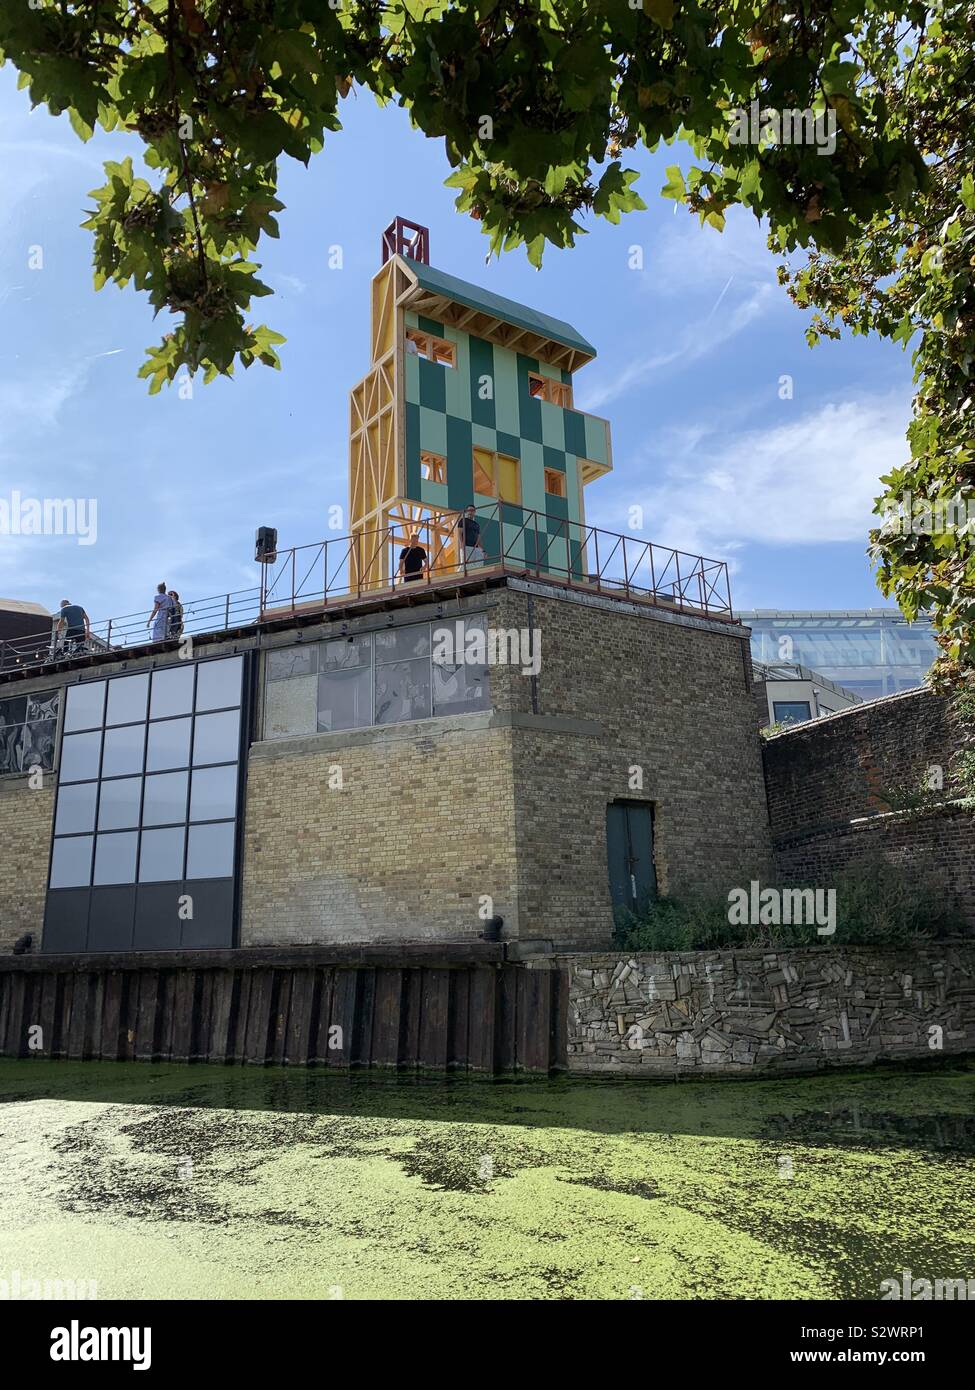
[381, 216, 430, 265]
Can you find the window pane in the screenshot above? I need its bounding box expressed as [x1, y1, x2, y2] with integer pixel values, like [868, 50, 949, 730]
[263, 674, 317, 738]
[98, 776, 143, 831]
[196, 656, 243, 711]
[23, 719, 57, 771]
[317, 667, 372, 732]
[190, 764, 237, 822]
[59, 730, 102, 782]
[55, 782, 98, 835]
[321, 635, 372, 670]
[374, 659, 431, 724]
[106, 672, 149, 725]
[101, 722, 145, 778]
[772, 701, 812, 724]
[0, 696, 27, 727]
[142, 771, 188, 827]
[267, 646, 318, 680]
[26, 691, 59, 722]
[192, 710, 240, 765]
[63, 680, 106, 732]
[93, 831, 138, 885]
[50, 835, 94, 888]
[433, 617, 491, 716]
[139, 827, 185, 883]
[0, 724, 24, 776]
[186, 821, 235, 879]
[150, 665, 194, 719]
[146, 716, 191, 771]
[374, 624, 430, 663]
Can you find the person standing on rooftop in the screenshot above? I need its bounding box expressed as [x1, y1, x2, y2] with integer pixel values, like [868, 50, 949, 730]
[148, 583, 175, 641]
[56, 598, 90, 653]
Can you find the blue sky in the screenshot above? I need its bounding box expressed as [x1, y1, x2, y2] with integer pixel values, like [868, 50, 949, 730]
[0, 70, 914, 626]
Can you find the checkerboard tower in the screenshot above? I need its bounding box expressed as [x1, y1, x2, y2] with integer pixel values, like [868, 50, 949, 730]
[348, 216, 613, 589]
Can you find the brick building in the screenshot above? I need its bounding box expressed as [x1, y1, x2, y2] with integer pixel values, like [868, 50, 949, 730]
[0, 574, 771, 954]
[0, 222, 770, 956]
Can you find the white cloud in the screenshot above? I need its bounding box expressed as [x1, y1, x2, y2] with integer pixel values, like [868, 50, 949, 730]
[578, 283, 774, 411]
[590, 392, 912, 559]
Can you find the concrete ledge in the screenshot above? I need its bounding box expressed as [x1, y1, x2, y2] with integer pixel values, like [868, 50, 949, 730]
[6, 942, 506, 972]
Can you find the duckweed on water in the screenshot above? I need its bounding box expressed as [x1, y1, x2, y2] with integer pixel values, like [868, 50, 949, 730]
[0, 1058, 972, 1300]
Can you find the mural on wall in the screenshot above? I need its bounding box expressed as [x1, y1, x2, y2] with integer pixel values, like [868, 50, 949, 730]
[0, 690, 59, 775]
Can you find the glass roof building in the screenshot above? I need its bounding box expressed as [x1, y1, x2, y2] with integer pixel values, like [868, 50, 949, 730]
[737, 609, 939, 702]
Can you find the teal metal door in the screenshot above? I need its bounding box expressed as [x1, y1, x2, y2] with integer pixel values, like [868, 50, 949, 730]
[606, 801, 656, 914]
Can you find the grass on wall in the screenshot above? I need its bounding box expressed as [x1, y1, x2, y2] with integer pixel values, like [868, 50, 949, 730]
[614, 861, 968, 951]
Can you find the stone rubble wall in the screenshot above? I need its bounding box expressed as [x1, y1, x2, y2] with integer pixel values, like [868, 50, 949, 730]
[537, 946, 975, 1076]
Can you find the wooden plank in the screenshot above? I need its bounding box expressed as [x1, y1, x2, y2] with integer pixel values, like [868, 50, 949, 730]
[495, 966, 518, 1074]
[134, 971, 160, 1062]
[87, 973, 105, 1061]
[517, 968, 551, 1074]
[118, 972, 139, 1062]
[56, 974, 75, 1062]
[271, 970, 292, 1067]
[243, 969, 274, 1064]
[350, 968, 376, 1068]
[398, 969, 423, 1072]
[285, 969, 317, 1066]
[171, 970, 197, 1062]
[311, 968, 334, 1066]
[325, 969, 356, 1068]
[0, 975, 9, 1058]
[100, 971, 124, 1061]
[193, 971, 213, 1062]
[467, 967, 497, 1074]
[155, 972, 177, 1062]
[5, 973, 30, 1058]
[65, 973, 92, 1061]
[447, 969, 471, 1072]
[207, 971, 237, 1064]
[230, 969, 253, 1063]
[37, 973, 60, 1061]
[418, 969, 449, 1073]
[370, 969, 404, 1068]
[552, 967, 569, 1071]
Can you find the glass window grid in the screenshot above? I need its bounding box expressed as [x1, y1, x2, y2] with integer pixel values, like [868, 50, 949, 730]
[49, 658, 243, 890]
[0, 688, 60, 777]
[265, 617, 490, 740]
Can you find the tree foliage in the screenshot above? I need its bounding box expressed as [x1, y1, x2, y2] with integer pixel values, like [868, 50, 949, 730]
[779, 2, 975, 679]
[0, 1, 970, 668]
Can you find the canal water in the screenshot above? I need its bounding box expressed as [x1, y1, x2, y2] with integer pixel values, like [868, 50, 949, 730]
[0, 1058, 972, 1300]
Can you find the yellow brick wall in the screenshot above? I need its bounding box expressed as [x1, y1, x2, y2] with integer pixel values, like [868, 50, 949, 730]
[241, 722, 518, 945]
[0, 774, 55, 949]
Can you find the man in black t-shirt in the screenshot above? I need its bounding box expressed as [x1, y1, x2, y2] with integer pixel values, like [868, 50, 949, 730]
[456, 505, 485, 566]
[397, 531, 428, 583]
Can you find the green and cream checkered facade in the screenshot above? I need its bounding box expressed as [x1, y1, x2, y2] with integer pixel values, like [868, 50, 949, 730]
[404, 308, 611, 570]
[348, 251, 612, 583]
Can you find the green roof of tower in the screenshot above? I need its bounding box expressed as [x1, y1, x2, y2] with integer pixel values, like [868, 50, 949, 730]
[403, 256, 597, 360]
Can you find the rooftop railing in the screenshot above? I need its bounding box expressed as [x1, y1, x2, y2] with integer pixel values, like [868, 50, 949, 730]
[0, 506, 734, 678]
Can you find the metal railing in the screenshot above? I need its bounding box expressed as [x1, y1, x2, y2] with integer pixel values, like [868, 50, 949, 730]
[0, 508, 734, 678]
[260, 504, 733, 620]
[0, 588, 262, 677]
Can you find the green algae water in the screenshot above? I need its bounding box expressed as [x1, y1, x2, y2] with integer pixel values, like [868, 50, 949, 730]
[0, 1058, 972, 1300]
